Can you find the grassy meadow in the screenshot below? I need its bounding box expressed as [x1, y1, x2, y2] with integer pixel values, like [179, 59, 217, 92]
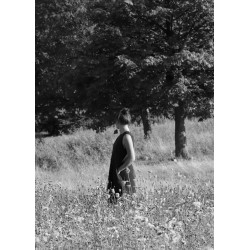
[35, 119, 214, 249]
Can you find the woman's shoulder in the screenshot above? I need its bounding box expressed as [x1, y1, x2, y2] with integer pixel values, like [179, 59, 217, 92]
[122, 131, 134, 144]
[122, 131, 133, 138]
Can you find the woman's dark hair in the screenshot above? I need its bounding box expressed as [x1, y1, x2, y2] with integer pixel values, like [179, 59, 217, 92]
[117, 108, 131, 125]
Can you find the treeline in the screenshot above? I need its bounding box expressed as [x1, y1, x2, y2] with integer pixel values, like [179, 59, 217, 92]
[36, 0, 214, 159]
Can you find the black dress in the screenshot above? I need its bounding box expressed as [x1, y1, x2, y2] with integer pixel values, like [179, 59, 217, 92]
[107, 131, 136, 197]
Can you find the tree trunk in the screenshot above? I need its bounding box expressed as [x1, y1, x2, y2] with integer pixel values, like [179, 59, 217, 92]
[141, 108, 152, 139]
[174, 101, 190, 159]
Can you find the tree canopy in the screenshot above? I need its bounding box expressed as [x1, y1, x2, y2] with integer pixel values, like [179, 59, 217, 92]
[82, 0, 213, 137]
[36, 0, 214, 157]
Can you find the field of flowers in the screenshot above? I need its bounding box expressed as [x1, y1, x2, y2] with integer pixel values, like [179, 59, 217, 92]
[36, 119, 213, 249]
[35, 160, 213, 250]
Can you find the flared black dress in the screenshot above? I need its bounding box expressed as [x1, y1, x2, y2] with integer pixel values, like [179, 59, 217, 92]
[107, 131, 136, 196]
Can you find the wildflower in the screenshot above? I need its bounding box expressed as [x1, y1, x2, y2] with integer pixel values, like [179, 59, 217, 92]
[54, 230, 60, 237]
[134, 213, 148, 222]
[206, 181, 211, 187]
[147, 222, 155, 229]
[160, 198, 166, 203]
[138, 237, 146, 242]
[134, 215, 145, 221]
[193, 201, 202, 209]
[108, 215, 117, 221]
[165, 209, 172, 215]
[115, 193, 120, 198]
[111, 189, 115, 194]
[77, 216, 84, 223]
[171, 217, 177, 223]
[164, 233, 170, 243]
[177, 221, 184, 228]
[181, 239, 187, 245]
[172, 234, 181, 244]
[129, 209, 134, 215]
[134, 210, 140, 215]
[189, 191, 194, 197]
[107, 226, 118, 231]
[168, 217, 177, 228]
[132, 193, 137, 199]
[113, 229, 119, 238]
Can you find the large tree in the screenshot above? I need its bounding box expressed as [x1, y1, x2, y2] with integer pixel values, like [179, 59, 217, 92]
[83, 0, 213, 157]
[35, 0, 89, 133]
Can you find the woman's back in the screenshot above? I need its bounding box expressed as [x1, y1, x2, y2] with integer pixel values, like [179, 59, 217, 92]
[107, 131, 136, 195]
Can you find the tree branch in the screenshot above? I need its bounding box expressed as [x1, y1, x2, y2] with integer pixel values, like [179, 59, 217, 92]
[180, 13, 209, 49]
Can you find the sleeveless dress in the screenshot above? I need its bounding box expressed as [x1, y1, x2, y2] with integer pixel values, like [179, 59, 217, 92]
[107, 131, 136, 197]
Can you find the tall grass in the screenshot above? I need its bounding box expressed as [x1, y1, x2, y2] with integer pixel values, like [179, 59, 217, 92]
[35, 119, 213, 171]
[35, 119, 214, 249]
[35, 160, 214, 249]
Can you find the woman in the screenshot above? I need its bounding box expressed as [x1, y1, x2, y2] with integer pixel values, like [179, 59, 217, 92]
[107, 108, 136, 201]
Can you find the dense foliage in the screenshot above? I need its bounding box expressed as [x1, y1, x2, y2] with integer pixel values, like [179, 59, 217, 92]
[35, 0, 214, 157]
[84, 0, 213, 123]
[36, 0, 89, 134]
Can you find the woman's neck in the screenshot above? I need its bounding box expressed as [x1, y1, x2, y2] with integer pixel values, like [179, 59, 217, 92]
[119, 125, 130, 134]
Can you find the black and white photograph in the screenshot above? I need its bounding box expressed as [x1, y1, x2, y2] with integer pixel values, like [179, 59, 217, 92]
[35, 0, 214, 249]
[3, 0, 250, 249]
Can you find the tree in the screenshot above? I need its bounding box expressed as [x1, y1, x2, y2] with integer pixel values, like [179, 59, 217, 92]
[36, 0, 89, 133]
[82, 0, 170, 138]
[83, 0, 213, 157]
